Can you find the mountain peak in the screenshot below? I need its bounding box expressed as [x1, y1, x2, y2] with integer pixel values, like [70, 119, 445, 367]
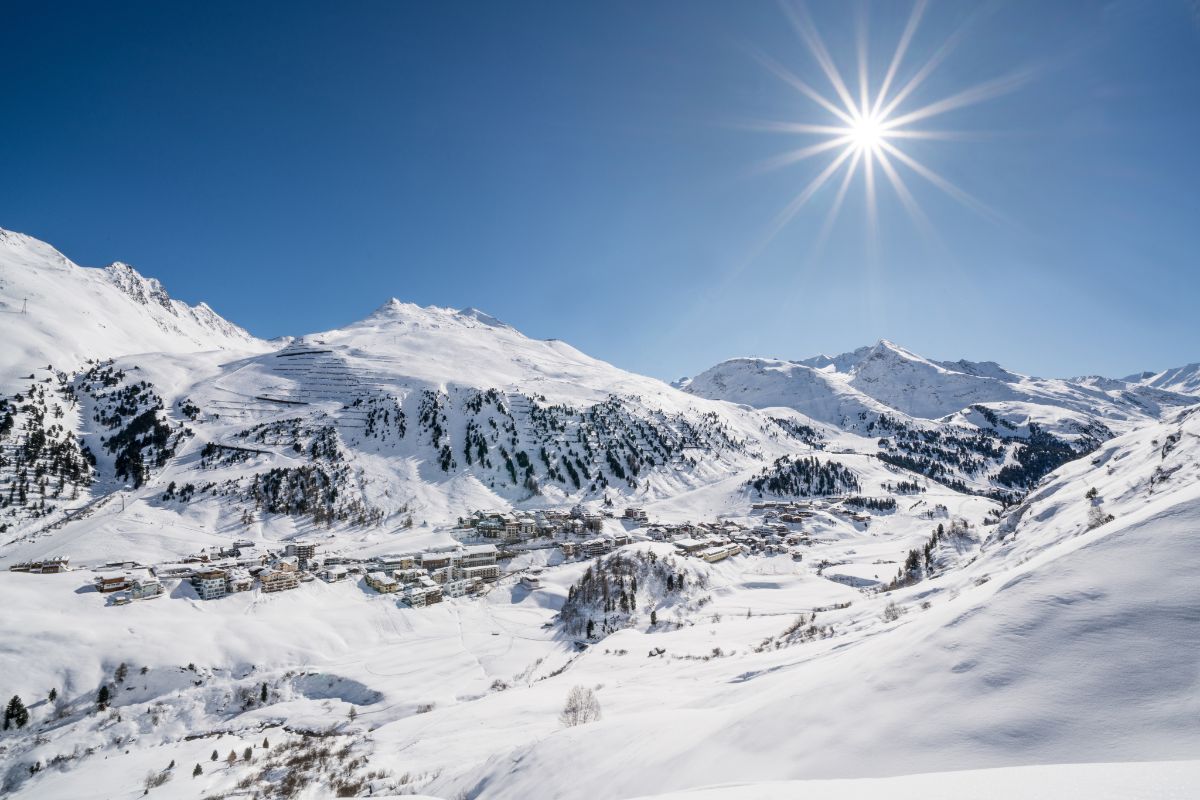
[104, 261, 175, 312]
[361, 298, 514, 332]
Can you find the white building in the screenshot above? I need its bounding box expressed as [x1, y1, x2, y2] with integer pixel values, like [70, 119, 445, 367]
[192, 570, 227, 600]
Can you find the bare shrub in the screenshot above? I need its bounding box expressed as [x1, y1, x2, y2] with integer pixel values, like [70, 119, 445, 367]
[559, 685, 601, 727]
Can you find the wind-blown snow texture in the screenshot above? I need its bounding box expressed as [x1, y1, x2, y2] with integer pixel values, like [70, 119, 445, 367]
[0, 227, 1197, 799]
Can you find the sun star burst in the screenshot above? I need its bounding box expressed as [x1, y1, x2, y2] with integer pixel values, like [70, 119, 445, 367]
[749, 0, 1032, 247]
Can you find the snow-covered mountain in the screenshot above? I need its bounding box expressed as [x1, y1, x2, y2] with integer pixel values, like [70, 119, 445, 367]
[0, 227, 1197, 800]
[684, 339, 1198, 430]
[1125, 362, 1200, 396]
[0, 287, 836, 557]
[0, 228, 265, 389]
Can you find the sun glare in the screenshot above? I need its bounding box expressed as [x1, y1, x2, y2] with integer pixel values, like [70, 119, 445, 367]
[848, 113, 885, 153]
[749, 0, 1031, 243]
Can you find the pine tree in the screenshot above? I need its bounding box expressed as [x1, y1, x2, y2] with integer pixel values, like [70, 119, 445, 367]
[650, 610, 657, 626]
[210, 750, 218, 762]
[192, 764, 202, 778]
[586, 619, 595, 639]
[114, 662, 128, 684]
[243, 747, 252, 762]
[259, 682, 268, 704]
[226, 750, 237, 766]
[4, 695, 29, 729]
[262, 737, 270, 749]
[96, 685, 110, 711]
[47, 688, 57, 703]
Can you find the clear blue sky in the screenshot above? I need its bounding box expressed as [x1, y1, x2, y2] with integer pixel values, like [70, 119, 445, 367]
[2, 1, 1198, 380]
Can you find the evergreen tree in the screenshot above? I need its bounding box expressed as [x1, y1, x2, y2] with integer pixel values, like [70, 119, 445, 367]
[259, 682, 268, 704]
[210, 750, 218, 762]
[586, 619, 595, 638]
[262, 737, 270, 749]
[192, 764, 202, 778]
[650, 610, 657, 626]
[47, 688, 57, 702]
[96, 685, 110, 711]
[114, 662, 129, 684]
[243, 747, 252, 762]
[226, 750, 237, 766]
[4, 695, 29, 729]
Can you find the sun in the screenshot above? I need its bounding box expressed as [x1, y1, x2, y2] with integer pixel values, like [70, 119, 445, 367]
[848, 112, 886, 154]
[747, 0, 1032, 242]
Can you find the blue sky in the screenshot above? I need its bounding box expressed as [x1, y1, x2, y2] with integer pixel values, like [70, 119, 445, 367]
[2, 1, 1198, 380]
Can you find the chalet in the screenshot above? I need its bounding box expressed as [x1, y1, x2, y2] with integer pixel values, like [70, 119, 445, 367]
[95, 574, 133, 593]
[226, 569, 254, 592]
[581, 538, 611, 558]
[154, 564, 194, 579]
[366, 571, 400, 593]
[192, 570, 228, 600]
[476, 518, 504, 538]
[284, 541, 316, 560]
[450, 544, 498, 581]
[560, 542, 577, 558]
[10, 556, 71, 573]
[443, 577, 481, 598]
[261, 570, 299, 593]
[623, 506, 648, 522]
[421, 552, 452, 571]
[237, 553, 269, 568]
[284, 541, 316, 569]
[582, 513, 604, 532]
[457, 544, 496, 567]
[502, 516, 520, 540]
[673, 538, 709, 555]
[405, 583, 443, 607]
[427, 566, 454, 584]
[273, 556, 300, 572]
[699, 544, 741, 563]
[534, 511, 560, 536]
[129, 578, 164, 600]
[376, 554, 416, 571]
[393, 567, 424, 583]
[460, 564, 500, 582]
[320, 566, 349, 582]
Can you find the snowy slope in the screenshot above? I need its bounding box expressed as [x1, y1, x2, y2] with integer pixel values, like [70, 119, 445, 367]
[0, 228, 265, 389]
[3, 397, 1195, 799]
[430, 408, 1200, 799]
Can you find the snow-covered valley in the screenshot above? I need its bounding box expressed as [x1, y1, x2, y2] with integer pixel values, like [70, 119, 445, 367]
[1, 227, 1198, 799]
